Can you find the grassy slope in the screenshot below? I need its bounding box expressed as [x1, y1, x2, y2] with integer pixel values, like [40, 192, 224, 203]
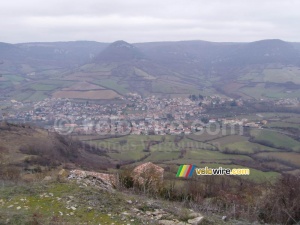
[0, 182, 142, 225]
[251, 129, 300, 151]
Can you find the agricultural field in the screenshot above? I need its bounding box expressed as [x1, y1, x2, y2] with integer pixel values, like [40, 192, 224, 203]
[80, 63, 117, 72]
[199, 163, 280, 183]
[238, 67, 300, 84]
[80, 111, 300, 183]
[62, 82, 105, 91]
[52, 90, 121, 100]
[250, 129, 300, 152]
[28, 84, 60, 91]
[180, 149, 253, 163]
[3, 74, 25, 82]
[220, 140, 277, 154]
[26, 91, 50, 102]
[8, 79, 76, 102]
[91, 79, 129, 95]
[186, 132, 225, 142]
[0, 81, 13, 89]
[255, 152, 300, 168]
[266, 121, 300, 130]
[263, 67, 300, 84]
[237, 83, 287, 99]
[82, 128, 292, 182]
[151, 79, 199, 94]
[228, 67, 300, 99]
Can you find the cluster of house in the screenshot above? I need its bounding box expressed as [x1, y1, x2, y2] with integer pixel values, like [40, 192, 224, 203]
[1, 93, 274, 134]
[275, 98, 299, 107]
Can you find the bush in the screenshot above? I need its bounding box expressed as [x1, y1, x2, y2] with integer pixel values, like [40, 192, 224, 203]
[118, 169, 134, 189]
[258, 173, 300, 224]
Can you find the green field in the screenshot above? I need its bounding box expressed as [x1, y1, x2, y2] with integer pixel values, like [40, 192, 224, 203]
[80, 63, 117, 72]
[182, 149, 252, 162]
[251, 129, 300, 151]
[13, 90, 49, 102]
[134, 67, 156, 80]
[263, 67, 300, 84]
[187, 132, 226, 142]
[238, 83, 288, 99]
[92, 79, 129, 95]
[0, 81, 13, 89]
[239, 67, 300, 84]
[151, 79, 199, 94]
[255, 152, 300, 168]
[266, 121, 300, 130]
[26, 91, 50, 102]
[29, 83, 59, 91]
[82, 122, 300, 182]
[3, 74, 24, 82]
[222, 141, 277, 154]
[13, 91, 35, 101]
[197, 163, 280, 183]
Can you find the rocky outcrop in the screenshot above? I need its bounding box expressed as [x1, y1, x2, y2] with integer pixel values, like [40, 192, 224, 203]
[132, 162, 164, 188]
[68, 169, 117, 191]
[123, 202, 206, 225]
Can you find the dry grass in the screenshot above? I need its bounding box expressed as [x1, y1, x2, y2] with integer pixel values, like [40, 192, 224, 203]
[62, 82, 105, 91]
[52, 90, 121, 99]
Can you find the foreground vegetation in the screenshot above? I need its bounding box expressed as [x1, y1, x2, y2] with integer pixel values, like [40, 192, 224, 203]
[1, 113, 300, 224]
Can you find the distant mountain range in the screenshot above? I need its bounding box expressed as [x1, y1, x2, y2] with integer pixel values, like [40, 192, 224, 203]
[1, 39, 300, 101]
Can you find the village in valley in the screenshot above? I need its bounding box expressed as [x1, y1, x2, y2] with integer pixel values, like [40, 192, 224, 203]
[0, 92, 284, 136]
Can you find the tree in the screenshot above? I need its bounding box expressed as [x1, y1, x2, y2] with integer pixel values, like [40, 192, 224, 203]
[230, 101, 238, 107]
[201, 117, 209, 124]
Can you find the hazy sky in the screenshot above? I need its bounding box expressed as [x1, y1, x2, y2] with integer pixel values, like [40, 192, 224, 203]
[1, 0, 299, 43]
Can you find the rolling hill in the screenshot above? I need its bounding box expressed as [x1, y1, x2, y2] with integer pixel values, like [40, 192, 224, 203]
[1, 39, 300, 100]
[0, 122, 112, 172]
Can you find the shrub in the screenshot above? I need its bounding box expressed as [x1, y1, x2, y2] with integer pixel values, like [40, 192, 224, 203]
[258, 173, 300, 224]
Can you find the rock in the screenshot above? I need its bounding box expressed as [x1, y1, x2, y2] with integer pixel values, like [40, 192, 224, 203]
[58, 169, 67, 176]
[222, 216, 228, 221]
[158, 220, 175, 225]
[155, 214, 163, 220]
[188, 216, 204, 225]
[132, 162, 164, 189]
[16, 206, 21, 210]
[188, 212, 202, 219]
[43, 176, 52, 181]
[132, 208, 140, 213]
[71, 206, 76, 210]
[127, 200, 133, 204]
